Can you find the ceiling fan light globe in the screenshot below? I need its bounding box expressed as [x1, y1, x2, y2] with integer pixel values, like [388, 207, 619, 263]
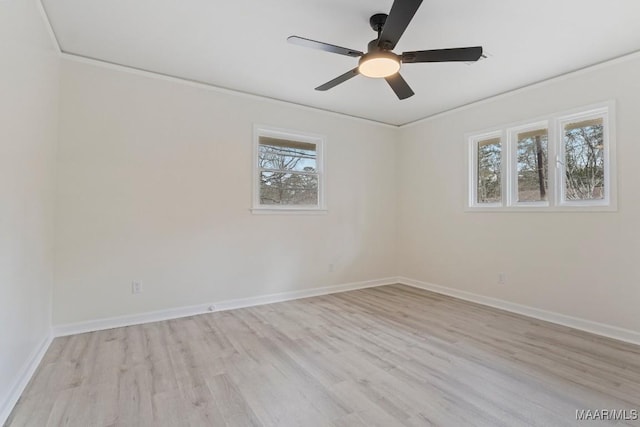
[358, 53, 400, 78]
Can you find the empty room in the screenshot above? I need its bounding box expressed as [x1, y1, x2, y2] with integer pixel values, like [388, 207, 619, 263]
[2, 0, 640, 425]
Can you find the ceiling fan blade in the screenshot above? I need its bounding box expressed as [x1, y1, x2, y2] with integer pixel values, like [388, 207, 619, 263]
[385, 73, 414, 100]
[315, 68, 360, 91]
[402, 46, 483, 63]
[288, 36, 363, 57]
[377, 0, 423, 50]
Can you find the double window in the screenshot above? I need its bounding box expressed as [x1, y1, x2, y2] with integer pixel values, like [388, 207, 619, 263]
[252, 126, 326, 213]
[468, 102, 615, 211]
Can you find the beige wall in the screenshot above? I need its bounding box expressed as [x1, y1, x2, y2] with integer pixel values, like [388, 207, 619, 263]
[0, 0, 59, 420]
[54, 54, 640, 334]
[53, 59, 397, 325]
[397, 56, 640, 333]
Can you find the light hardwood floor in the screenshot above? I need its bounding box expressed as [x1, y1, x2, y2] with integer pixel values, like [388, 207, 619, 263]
[6, 284, 640, 426]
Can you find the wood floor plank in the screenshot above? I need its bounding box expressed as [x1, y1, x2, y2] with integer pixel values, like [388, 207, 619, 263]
[205, 374, 262, 427]
[6, 284, 640, 426]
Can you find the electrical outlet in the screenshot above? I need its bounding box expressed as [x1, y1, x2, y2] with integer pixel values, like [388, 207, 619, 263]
[131, 281, 142, 294]
[498, 272, 506, 285]
[329, 263, 335, 272]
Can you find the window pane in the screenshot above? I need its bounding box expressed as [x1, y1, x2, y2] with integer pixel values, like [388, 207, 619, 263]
[477, 138, 501, 203]
[517, 129, 548, 202]
[564, 118, 604, 201]
[259, 137, 317, 172]
[260, 171, 318, 205]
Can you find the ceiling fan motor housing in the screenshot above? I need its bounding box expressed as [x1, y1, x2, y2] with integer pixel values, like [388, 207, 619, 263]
[367, 39, 383, 53]
[369, 13, 388, 33]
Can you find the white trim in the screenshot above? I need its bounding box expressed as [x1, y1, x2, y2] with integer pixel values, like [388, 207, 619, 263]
[53, 276, 640, 346]
[52, 277, 397, 337]
[462, 206, 617, 213]
[250, 208, 328, 215]
[58, 53, 398, 129]
[506, 120, 550, 207]
[36, 0, 61, 54]
[52, 45, 640, 130]
[400, 49, 640, 128]
[467, 130, 504, 209]
[0, 332, 53, 426]
[252, 124, 326, 213]
[398, 277, 640, 346]
[555, 102, 616, 210]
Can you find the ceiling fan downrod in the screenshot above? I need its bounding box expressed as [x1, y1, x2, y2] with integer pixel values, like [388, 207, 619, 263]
[369, 13, 388, 47]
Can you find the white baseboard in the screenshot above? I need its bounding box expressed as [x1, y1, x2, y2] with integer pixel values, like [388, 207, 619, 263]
[54, 276, 640, 346]
[0, 331, 53, 426]
[398, 276, 640, 346]
[53, 277, 398, 337]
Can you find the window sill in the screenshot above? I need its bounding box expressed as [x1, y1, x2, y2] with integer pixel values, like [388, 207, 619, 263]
[465, 205, 617, 213]
[251, 207, 328, 215]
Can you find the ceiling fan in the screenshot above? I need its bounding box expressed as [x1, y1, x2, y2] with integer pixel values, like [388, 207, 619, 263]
[287, 0, 483, 100]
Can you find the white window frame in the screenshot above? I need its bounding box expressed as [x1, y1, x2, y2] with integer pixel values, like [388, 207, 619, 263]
[252, 124, 326, 214]
[468, 130, 504, 208]
[466, 101, 616, 212]
[507, 120, 552, 208]
[556, 105, 614, 209]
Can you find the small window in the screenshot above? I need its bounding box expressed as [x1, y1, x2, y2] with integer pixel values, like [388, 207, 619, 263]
[469, 132, 503, 207]
[558, 111, 609, 206]
[510, 123, 549, 205]
[253, 126, 325, 213]
[477, 138, 502, 203]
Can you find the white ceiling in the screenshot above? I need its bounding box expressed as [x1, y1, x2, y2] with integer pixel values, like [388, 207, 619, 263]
[42, 0, 640, 126]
